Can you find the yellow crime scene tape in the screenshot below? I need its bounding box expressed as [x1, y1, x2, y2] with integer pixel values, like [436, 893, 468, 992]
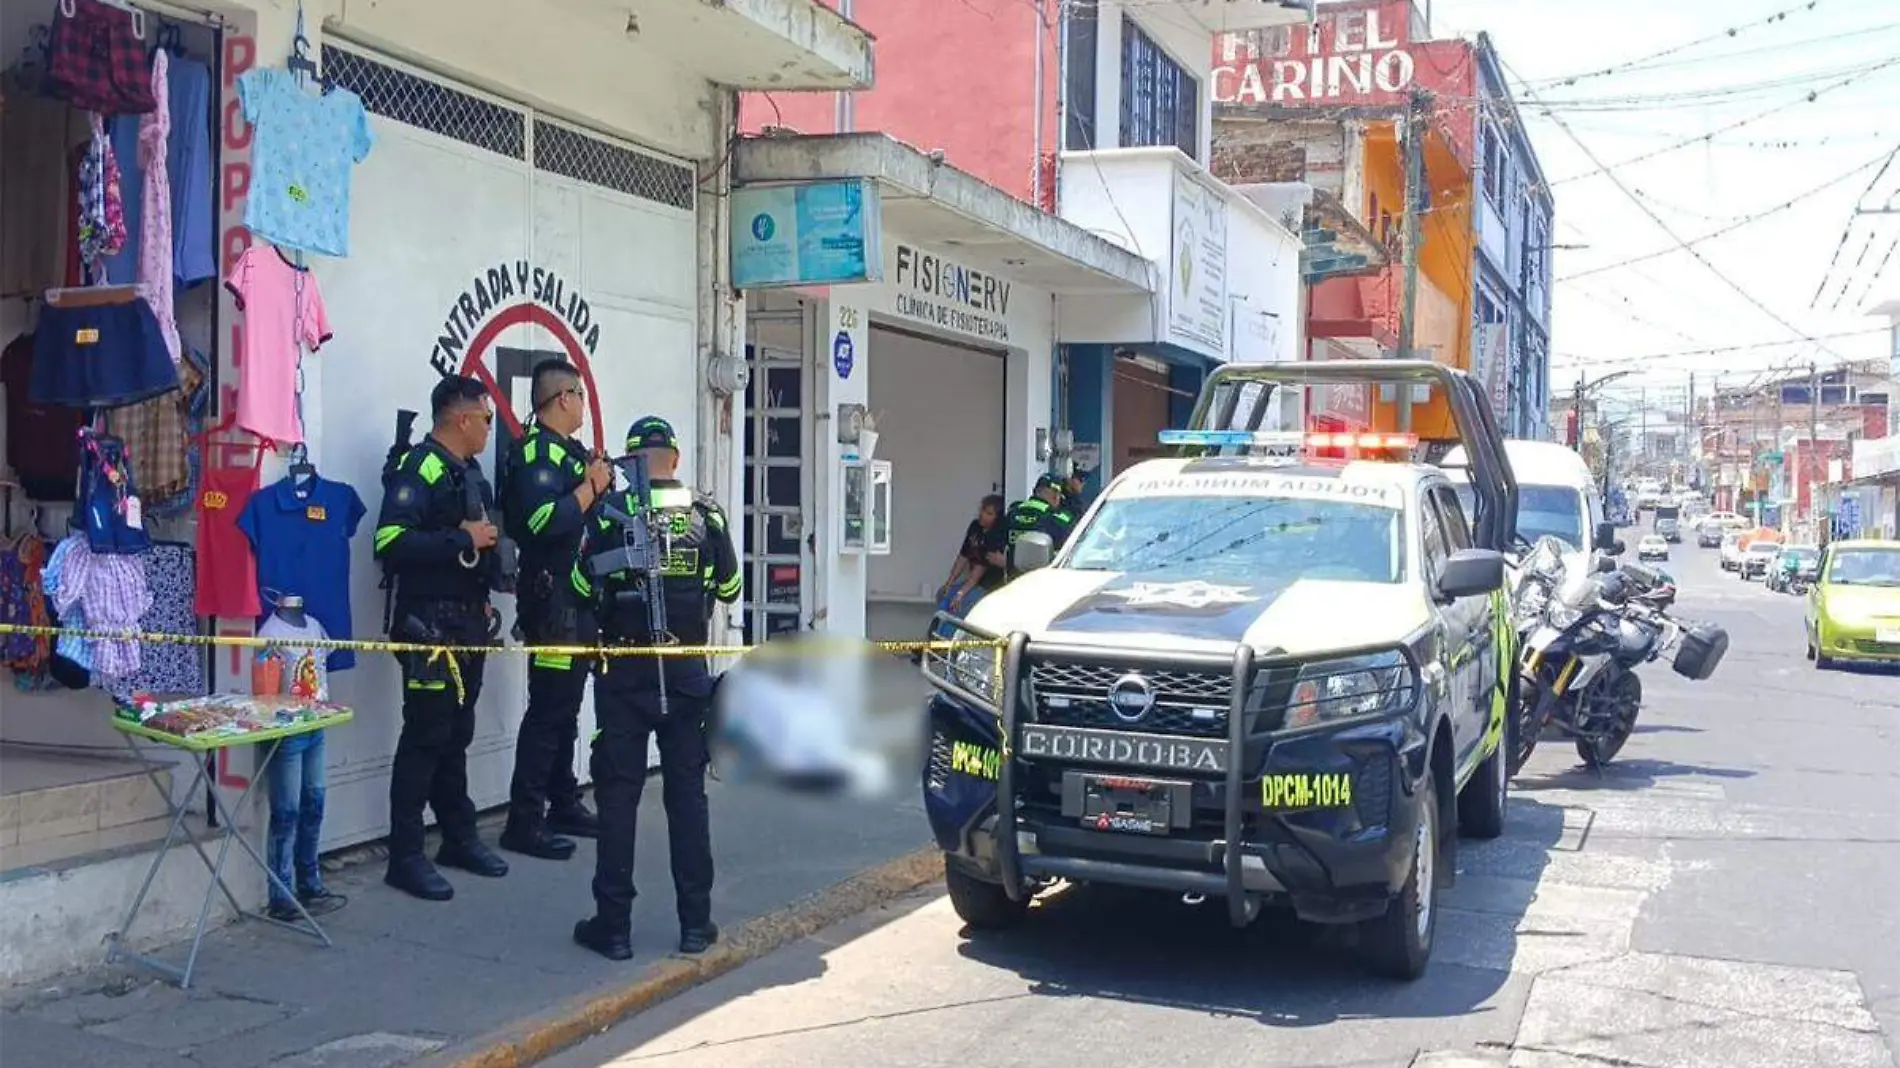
[0, 623, 1004, 661]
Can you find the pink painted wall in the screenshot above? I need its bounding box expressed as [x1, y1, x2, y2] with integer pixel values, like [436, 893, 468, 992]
[739, 0, 1059, 207]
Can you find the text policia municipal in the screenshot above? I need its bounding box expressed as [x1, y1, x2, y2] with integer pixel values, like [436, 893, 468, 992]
[893, 244, 1012, 342]
[429, 262, 601, 376]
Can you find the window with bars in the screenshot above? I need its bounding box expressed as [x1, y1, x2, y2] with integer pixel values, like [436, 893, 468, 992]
[322, 46, 694, 212]
[1119, 17, 1199, 160]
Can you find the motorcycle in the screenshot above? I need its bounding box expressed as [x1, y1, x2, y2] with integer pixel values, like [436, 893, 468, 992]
[1509, 538, 1728, 773]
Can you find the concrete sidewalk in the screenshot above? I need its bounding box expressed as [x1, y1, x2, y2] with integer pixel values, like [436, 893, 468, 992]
[0, 780, 934, 1068]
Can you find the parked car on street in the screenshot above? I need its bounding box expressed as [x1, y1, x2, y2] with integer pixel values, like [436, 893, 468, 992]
[1698, 524, 1724, 548]
[1806, 540, 1900, 668]
[1638, 535, 1670, 561]
[1719, 531, 1745, 570]
[1740, 540, 1783, 580]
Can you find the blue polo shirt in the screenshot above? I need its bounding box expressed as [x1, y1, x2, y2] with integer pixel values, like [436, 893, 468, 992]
[236, 475, 367, 670]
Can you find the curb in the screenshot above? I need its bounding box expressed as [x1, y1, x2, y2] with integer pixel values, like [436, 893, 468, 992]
[428, 847, 944, 1068]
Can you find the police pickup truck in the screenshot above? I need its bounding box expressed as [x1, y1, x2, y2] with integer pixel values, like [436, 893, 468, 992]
[920, 361, 1520, 979]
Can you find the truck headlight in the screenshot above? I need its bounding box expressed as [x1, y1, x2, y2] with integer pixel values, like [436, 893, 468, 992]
[923, 626, 1004, 711]
[1284, 650, 1416, 730]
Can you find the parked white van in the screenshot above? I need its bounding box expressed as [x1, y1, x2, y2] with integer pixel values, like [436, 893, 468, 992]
[1443, 440, 1619, 571]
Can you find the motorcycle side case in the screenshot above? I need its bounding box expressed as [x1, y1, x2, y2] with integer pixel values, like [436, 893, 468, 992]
[1672, 623, 1729, 681]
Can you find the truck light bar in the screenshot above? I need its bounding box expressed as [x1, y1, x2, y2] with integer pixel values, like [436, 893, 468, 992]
[1158, 429, 1419, 453]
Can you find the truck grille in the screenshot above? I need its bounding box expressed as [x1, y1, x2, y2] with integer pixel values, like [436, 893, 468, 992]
[1028, 660, 1234, 738]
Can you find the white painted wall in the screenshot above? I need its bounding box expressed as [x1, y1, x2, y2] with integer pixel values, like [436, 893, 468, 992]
[1091, 0, 1218, 164]
[866, 327, 1006, 603]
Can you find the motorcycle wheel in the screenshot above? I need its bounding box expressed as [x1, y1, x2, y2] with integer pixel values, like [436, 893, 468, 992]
[1576, 671, 1642, 768]
[1508, 680, 1551, 777]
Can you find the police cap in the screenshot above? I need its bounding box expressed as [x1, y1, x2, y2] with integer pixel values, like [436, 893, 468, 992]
[626, 416, 679, 453]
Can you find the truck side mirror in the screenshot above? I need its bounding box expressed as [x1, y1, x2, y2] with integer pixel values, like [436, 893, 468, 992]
[1593, 521, 1618, 551]
[1014, 532, 1055, 573]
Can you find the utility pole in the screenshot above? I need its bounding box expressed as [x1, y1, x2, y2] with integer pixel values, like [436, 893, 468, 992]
[1570, 371, 1585, 447]
[1809, 361, 1822, 539]
[1639, 387, 1647, 471]
[1396, 89, 1430, 433]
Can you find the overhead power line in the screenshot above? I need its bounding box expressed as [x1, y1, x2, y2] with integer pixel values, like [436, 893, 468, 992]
[1530, 0, 1823, 88]
[1501, 56, 1849, 365]
[1549, 328, 1889, 369]
[1557, 146, 1900, 282]
[1547, 58, 1900, 185]
[1807, 144, 1900, 308]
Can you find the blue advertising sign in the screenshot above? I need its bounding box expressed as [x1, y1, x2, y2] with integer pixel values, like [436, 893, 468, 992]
[832, 330, 855, 379]
[730, 179, 883, 289]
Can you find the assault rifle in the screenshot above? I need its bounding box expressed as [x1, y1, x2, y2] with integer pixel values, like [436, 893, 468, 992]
[584, 451, 675, 719]
[379, 410, 420, 635]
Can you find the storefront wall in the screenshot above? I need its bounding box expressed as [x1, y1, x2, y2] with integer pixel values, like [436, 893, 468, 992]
[809, 235, 1055, 642]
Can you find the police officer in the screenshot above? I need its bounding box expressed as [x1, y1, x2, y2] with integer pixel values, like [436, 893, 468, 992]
[1061, 463, 1094, 519]
[1003, 473, 1075, 578]
[569, 416, 741, 960]
[498, 360, 612, 861]
[373, 376, 511, 901]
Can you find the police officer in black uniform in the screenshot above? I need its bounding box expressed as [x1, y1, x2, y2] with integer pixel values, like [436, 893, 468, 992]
[373, 376, 511, 901]
[498, 360, 612, 861]
[1003, 473, 1075, 578]
[1061, 463, 1094, 519]
[569, 416, 741, 960]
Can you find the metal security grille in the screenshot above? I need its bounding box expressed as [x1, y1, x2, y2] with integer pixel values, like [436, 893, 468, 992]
[533, 119, 696, 212]
[321, 46, 526, 160]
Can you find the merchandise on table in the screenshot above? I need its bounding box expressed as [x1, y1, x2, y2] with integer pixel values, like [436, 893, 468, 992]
[120, 692, 348, 740]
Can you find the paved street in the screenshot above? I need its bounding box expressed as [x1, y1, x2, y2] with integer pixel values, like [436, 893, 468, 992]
[540, 543, 1900, 1068]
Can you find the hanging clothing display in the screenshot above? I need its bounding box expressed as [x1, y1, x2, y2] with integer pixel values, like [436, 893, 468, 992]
[104, 351, 198, 507]
[0, 535, 51, 673]
[29, 297, 182, 410]
[148, 347, 210, 518]
[2, 332, 85, 501]
[102, 112, 144, 284]
[237, 473, 367, 670]
[43, 531, 151, 682]
[224, 245, 330, 443]
[235, 67, 374, 258]
[43, 0, 159, 115]
[167, 54, 217, 287]
[97, 51, 180, 357]
[117, 541, 206, 697]
[194, 459, 264, 619]
[76, 428, 152, 556]
[77, 113, 128, 270]
[0, 70, 84, 297]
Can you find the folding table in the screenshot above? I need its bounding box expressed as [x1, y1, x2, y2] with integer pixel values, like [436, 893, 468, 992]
[105, 708, 354, 988]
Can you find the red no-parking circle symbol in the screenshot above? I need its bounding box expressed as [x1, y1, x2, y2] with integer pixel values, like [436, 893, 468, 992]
[453, 302, 608, 455]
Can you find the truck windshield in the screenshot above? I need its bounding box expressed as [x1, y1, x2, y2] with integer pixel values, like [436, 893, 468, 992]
[1827, 548, 1900, 586]
[1065, 495, 1405, 584]
[1454, 482, 1584, 549]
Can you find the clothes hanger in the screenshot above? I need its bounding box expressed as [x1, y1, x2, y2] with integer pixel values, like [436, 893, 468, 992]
[286, 442, 317, 495]
[61, 0, 147, 40]
[44, 284, 143, 309]
[286, 6, 321, 89]
[155, 20, 184, 58]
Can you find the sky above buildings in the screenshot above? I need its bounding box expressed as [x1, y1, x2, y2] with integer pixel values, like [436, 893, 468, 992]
[1428, 0, 1897, 420]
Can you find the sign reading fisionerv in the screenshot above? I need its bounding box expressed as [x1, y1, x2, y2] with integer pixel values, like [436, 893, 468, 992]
[891, 244, 1012, 342]
[1020, 724, 1226, 774]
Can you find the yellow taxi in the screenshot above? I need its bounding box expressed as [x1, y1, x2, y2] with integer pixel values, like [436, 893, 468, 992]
[1806, 539, 1900, 668]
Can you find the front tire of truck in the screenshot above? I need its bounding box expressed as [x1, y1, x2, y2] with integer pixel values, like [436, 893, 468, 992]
[945, 864, 1030, 930]
[1360, 775, 1438, 980]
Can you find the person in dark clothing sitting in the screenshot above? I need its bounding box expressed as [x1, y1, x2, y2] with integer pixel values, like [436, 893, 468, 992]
[920, 495, 1007, 657]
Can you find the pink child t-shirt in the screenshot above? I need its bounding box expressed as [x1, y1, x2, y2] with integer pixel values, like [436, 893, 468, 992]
[224, 244, 331, 443]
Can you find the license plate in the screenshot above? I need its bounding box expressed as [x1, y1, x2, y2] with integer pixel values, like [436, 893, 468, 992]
[1068, 772, 1181, 836]
[1878, 628, 1900, 645]
[1261, 772, 1355, 812]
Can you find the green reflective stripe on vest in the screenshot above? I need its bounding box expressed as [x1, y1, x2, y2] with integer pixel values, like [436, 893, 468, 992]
[405, 679, 448, 691]
[547, 441, 567, 466]
[417, 452, 447, 485]
[705, 507, 725, 531]
[374, 525, 405, 552]
[716, 572, 742, 598]
[527, 501, 556, 534]
[571, 561, 594, 598]
[523, 439, 539, 465]
[532, 654, 573, 670]
[645, 486, 694, 510]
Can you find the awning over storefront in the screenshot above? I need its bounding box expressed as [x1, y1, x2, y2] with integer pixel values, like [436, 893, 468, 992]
[732, 134, 1155, 295]
[623, 0, 875, 89]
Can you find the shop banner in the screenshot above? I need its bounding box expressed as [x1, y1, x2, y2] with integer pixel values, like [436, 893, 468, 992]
[730, 179, 883, 288]
[1478, 322, 1509, 426]
[1168, 169, 1230, 357]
